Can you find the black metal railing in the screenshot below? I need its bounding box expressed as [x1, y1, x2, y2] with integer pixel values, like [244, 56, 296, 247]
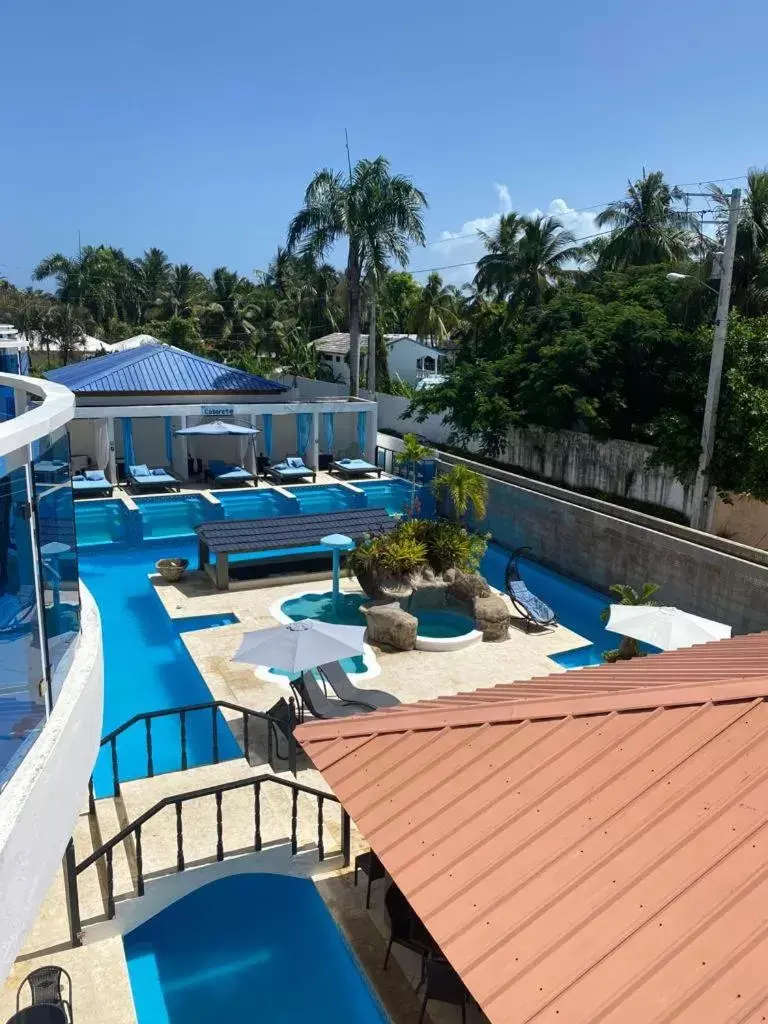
[73, 773, 350, 926]
[93, 699, 297, 798]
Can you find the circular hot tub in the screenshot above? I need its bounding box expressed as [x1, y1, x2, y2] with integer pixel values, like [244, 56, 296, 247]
[414, 610, 482, 652]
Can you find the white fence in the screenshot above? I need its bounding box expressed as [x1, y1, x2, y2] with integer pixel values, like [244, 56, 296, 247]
[285, 376, 694, 517]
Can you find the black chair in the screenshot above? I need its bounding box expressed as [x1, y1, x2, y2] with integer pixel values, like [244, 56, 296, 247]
[290, 672, 374, 722]
[383, 884, 435, 984]
[354, 850, 386, 908]
[16, 967, 72, 1023]
[265, 697, 294, 763]
[418, 956, 468, 1024]
[318, 662, 401, 709]
[318, 452, 333, 471]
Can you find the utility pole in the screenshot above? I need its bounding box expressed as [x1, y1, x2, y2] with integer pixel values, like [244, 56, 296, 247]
[689, 187, 741, 531]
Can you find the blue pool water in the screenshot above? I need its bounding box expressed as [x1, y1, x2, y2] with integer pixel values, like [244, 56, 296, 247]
[75, 499, 131, 547]
[80, 541, 241, 796]
[137, 496, 210, 539]
[124, 874, 388, 1024]
[214, 488, 294, 520]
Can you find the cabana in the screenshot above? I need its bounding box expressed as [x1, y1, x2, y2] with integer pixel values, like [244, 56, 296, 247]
[44, 343, 377, 486]
[174, 419, 259, 485]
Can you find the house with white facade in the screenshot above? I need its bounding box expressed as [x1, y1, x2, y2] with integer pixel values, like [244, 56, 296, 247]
[312, 332, 447, 386]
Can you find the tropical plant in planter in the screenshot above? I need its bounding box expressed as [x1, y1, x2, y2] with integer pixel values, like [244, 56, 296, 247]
[432, 464, 488, 522]
[600, 581, 660, 662]
[395, 433, 432, 517]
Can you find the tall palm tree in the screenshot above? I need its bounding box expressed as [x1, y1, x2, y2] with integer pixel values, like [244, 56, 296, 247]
[204, 267, 257, 347]
[710, 168, 768, 315]
[165, 263, 207, 318]
[474, 212, 523, 299]
[135, 247, 171, 319]
[409, 272, 460, 343]
[596, 170, 697, 268]
[44, 304, 87, 365]
[432, 464, 488, 520]
[395, 433, 433, 516]
[514, 215, 579, 306]
[33, 245, 135, 328]
[287, 156, 427, 395]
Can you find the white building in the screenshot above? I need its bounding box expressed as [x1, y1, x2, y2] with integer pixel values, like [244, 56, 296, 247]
[312, 332, 448, 386]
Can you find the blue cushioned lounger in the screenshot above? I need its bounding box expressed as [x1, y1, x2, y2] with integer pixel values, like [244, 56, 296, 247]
[330, 458, 382, 479]
[265, 458, 315, 484]
[207, 459, 255, 485]
[72, 471, 114, 497]
[127, 464, 181, 492]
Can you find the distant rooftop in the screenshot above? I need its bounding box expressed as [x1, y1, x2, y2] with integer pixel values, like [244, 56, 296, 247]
[44, 342, 287, 395]
[311, 332, 439, 355]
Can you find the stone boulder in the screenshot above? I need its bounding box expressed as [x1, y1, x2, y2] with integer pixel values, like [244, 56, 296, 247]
[362, 601, 418, 651]
[445, 568, 492, 603]
[473, 594, 510, 642]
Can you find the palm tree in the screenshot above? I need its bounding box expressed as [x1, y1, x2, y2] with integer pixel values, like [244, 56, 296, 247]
[135, 247, 171, 319]
[275, 325, 319, 385]
[165, 264, 207, 318]
[710, 169, 768, 315]
[474, 212, 523, 299]
[474, 213, 577, 307]
[33, 245, 134, 328]
[596, 171, 697, 268]
[432, 464, 488, 520]
[44, 304, 87, 365]
[11, 293, 46, 351]
[513, 215, 579, 306]
[287, 156, 427, 396]
[600, 582, 660, 661]
[409, 272, 460, 343]
[395, 432, 432, 516]
[204, 267, 257, 347]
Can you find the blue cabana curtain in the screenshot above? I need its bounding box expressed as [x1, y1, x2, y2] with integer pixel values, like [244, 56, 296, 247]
[297, 413, 312, 456]
[356, 411, 367, 456]
[164, 417, 174, 465]
[262, 414, 273, 457]
[322, 412, 335, 454]
[122, 418, 136, 467]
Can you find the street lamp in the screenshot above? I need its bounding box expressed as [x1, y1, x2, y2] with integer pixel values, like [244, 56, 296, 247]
[665, 271, 718, 294]
[666, 188, 741, 531]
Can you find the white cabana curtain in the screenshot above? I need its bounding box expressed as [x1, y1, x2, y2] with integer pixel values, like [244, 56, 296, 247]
[95, 419, 110, 471]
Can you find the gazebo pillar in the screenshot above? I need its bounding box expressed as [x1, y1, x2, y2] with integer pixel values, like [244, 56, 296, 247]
[106, 418, 116, 483]
[176, 416, 190, 479]
[311, 412, 320, 471]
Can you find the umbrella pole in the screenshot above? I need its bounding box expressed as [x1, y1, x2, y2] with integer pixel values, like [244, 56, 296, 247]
[332, 548, 341, 619]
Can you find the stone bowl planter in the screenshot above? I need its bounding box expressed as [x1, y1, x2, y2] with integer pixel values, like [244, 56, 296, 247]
[155, 557, 189, 583]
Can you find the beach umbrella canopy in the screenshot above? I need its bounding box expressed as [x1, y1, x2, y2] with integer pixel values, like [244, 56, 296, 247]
[174, 420, 259, 436]
[232, 619, 366, 674]
[606, 604, 731, 651]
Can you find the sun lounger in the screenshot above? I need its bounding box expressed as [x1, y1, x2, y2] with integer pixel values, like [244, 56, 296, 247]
[206, 459, 255, 486]
[265, 457, 316, 484]
[290, 671, 374, 721]
[504, 550, 557, 630]
[127, 464, 182, 493]
[318, 661, 400, 707]
[72, 470, 113, 497]
[330, 458, 382, 479]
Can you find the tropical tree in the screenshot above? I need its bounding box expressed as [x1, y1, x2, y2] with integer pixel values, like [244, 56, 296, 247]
[203, 267, 258, 348]
[596, 170, 697, 268]
[433, 464, 488, 520]
[43, 304, 88, 365]
[600, 582, 660, 661]
[164, 263, 207, 318]
[287, 156, 427, 396]
[395, 432, 432, 516]
[710, 169, 768, 315]
[409, 272, 460, 342]
[275, 325, 320, 386]
[135, 247, 171, 319]
[474, 212, 523, 299]
[378, 270, 422, 334]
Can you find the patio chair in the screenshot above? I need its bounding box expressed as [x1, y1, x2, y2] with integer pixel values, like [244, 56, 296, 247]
[264, 457, 316, 484]
[16, 966, 72, 1023]
[290, 672, 374, 722]
[418, 956, 468, 1024]
[264, 696, 294, 763]
[383, 883, 435, 981]
[330, 457, 382, 479]
[355, 849, 386, 908]
[318, 661, 400, 708]
[504, 551, 557, 631]
[71, 470, 113, 498]
[206, 459, 255, 486]
[127, 464, 182, 493]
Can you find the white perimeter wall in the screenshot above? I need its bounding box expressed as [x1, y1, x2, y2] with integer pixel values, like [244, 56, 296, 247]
[0, 585, 103, 984]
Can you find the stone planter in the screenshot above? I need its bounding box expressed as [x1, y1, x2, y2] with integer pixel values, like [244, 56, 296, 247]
[155, 557, 189, 583]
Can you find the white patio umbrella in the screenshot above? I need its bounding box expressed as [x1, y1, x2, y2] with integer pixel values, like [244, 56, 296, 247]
[606, 605, 732, 651]
[175, 420, 260, 474]
[232, 619, 366, 675]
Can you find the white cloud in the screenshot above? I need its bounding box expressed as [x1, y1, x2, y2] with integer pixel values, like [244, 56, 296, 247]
[426, 188, 599, 285]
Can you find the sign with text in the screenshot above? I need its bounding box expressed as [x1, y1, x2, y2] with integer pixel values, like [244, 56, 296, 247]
[201, 406, 234, 417]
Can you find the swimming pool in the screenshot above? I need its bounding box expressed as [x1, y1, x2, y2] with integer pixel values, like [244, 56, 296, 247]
[137, 495, 211, 540]
[124, 874, 388, 1024]
[81, 541, 241, 796]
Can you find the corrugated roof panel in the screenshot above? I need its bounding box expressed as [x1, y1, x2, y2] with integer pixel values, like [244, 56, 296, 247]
[45, 342, 286, 394]
[297, 631, 768, 1023]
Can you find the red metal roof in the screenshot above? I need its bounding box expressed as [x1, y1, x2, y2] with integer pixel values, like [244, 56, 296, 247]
[297, 632, 768, 1023]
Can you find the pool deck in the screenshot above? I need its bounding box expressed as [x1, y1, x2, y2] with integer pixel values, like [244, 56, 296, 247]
[2, 568, 588, 1024]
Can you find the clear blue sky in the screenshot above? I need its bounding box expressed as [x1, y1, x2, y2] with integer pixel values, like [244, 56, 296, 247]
[3, 0, 766, 289]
